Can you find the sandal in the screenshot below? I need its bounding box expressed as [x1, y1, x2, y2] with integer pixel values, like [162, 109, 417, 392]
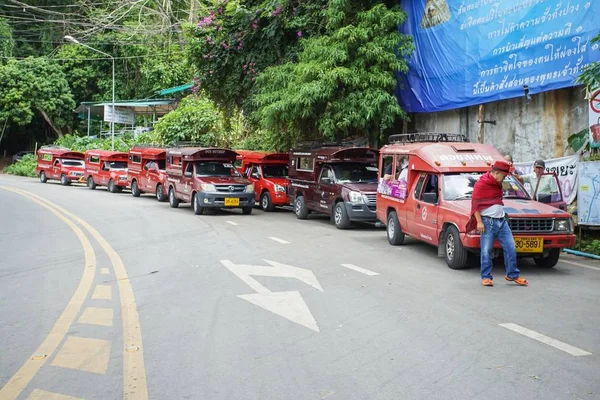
[505, 276, 528, 286]
[482, 279, 493, 287]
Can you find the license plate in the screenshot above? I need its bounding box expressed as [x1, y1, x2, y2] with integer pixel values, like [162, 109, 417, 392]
[224, 198, 239, 207]
[514, 237, 543, 253]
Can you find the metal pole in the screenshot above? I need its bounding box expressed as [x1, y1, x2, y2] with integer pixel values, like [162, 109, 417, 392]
[87, 107, 91, 137]
[111, 58, 115, 150]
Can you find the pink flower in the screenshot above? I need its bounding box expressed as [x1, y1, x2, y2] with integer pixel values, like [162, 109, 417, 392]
[221, 41, 229, 49]
[243, 64, 247, 69]
[297, 31, 303, 37]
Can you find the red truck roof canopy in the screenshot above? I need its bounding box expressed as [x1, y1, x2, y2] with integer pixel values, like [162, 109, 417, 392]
[236, 150, 289, 164]
[128, 146, 166, 160]
[166, 147, 237, 161]
[37, 147, 84, 160]
[85, 150, 128, 161]
[291, 146, 378, 163]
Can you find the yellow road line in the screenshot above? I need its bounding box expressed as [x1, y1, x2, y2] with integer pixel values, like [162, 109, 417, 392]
[51, 336, 112, 374]
[27, 389, 83, 400]
[100, 268, 110, 275]
[91, 285, 112, 300]
[0, 187, 97, 400]
[8, 188, 149, 400]
[78, 307, 114, 327]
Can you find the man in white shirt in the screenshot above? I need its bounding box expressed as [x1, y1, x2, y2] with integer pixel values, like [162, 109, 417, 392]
[515, 159, 558, 199]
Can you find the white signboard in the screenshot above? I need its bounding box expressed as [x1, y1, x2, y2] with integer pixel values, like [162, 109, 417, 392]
[590, 89, 600, 149]
[104, 105, 134, 125]
[514, 154, 580, 205]
[577, 161, 600, 226]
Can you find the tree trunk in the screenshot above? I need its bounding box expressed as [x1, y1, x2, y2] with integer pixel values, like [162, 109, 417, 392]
[37, 108, 64, 138]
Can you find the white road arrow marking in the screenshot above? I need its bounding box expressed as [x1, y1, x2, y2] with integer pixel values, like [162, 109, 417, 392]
[220, 259, 322, 332]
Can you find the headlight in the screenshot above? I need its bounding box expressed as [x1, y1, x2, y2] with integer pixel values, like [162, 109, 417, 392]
[119, 176, 127, 181]
[348, 191, 364, 203]
[201, 183, 216, 191]
[274, 184, 286, 193]
[246, 184, 255, 193]
[554, 219, 572, 232]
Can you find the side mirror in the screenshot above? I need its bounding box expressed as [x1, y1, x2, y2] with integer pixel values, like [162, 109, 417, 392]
[184, 171, 192, 178]
[251, 172, 260, 179]
[422, 192, 438, 204]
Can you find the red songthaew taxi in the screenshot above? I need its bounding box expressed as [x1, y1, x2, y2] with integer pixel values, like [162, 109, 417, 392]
[36, 145, 85, 185]
[84, 150, 129, 193]
[236, 150, 290, 211]
[127, 145, 168, 202]
[376, 133, 575, 270]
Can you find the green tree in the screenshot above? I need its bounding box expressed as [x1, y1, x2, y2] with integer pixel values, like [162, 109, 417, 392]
[0, 57, 75, 137]
[253, 2, 413, 148]
[577, 33, 600, 90]
[0, 18, 13, 60]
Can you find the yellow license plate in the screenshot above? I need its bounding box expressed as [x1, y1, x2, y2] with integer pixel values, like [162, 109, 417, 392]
[514, 237, 543, 253]
[224, 198, 239, 207]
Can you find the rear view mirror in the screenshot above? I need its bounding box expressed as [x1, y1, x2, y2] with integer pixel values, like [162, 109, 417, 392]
[184, 171, 192, 178]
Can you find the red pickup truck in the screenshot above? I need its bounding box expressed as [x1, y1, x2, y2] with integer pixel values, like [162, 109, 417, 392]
[84, 150, 129, 193]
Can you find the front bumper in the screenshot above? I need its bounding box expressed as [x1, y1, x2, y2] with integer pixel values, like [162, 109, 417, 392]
[197, 191, 255, 208]
[272, 191, 291, 206]
[344, 201, 378, 222]
[116, 178, 129, 187]
[463, 233, 576, 252]
[68, 174, 86, 183]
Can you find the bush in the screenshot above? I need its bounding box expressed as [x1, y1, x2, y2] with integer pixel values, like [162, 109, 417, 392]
[3, 153, 37, 177]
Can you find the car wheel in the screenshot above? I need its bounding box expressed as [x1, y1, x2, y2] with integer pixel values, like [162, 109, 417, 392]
[333, 202, 351, 229]
[533, 248, 560, 268]
[294, 195, 309, 219]
[131, 180, 141, 197]
[242, 207, 253, 215]
[386, 211, 405, 245]
[169, 187, 179, 208]
[260, 192, 275, 212]
[156, 184, 167, 202]
[60, 174, 70, 186]
[444, 225, 469, 270]
[87, 176, 96, 190]
[193, 193, 204, 215]
[40, 171, 47, 183]
[108, 179, 117, 193]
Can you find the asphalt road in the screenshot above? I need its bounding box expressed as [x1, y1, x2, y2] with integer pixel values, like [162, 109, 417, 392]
[1, 174, 599, 400]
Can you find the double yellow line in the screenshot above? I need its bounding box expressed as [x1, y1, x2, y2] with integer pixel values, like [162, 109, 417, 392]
[0, 187, 148, 400]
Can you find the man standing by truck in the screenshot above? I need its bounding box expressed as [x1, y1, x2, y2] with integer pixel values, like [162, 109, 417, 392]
[469, 160, 529, 287]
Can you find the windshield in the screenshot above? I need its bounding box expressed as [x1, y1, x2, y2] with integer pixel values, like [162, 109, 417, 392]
[262, 165, 288, 178]
[443, 173, 530, 201]
[109, 161, 127, 169]
[331, 163, 378, 184]
[195, 161, 240, 177]
[157, 160, 166, 170]
[61, 159, 83, 167]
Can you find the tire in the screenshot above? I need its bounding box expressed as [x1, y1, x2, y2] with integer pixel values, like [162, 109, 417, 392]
[168, 187, 179, 208]
[192, 193, 204, 215]
[87, 176, 96, 190]
[386, 211, 405, 245]
[333, 202, 351, 229]
[260, 191, 275, 212]
[534, 248, 560, 268]
[242, 207, 253, 215]
[108, 179, 117, 193]
[131, 180, 141, 197]
[294, 195, 309, 219]
[444, 225, 469, 270]
[156, 184, 167, 202]
[60, 174, 70, 186]
[39, 171, 47, 183]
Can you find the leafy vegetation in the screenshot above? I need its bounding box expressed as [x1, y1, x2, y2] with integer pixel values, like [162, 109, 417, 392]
[576, 33, 600, 90]
[3, 153, 37, 177]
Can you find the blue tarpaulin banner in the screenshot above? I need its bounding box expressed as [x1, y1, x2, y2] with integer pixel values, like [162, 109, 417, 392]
[396, 0, 600, 113]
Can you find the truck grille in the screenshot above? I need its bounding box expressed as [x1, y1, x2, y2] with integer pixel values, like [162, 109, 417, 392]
[364, 193, 377, 205]
[215, 184, 245, 193]
[508, 218, 554, 233]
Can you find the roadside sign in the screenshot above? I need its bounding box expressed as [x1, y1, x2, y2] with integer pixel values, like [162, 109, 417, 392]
[104, 105, 135, 125]
[590, 89, 600, 149]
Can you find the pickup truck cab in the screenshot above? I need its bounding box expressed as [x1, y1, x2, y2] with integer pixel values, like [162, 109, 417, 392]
[289, 145, 379, 229]
[377, 133, 576, 269]
[127, 145, 168, 201]
[84, 150, 129, 193]
[165, 145, 255, 215]
[36, 146, 85, 185]
[236, 150, 290, 211]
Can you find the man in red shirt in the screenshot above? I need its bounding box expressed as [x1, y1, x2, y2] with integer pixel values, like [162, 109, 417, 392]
[469, 160, 529, 287]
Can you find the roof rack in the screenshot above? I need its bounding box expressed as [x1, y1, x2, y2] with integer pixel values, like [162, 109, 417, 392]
[131, 143, 165, 149]
[167, 141, 211, 148]
[39, 144, 70, 150]
[388, 133, 469, 144]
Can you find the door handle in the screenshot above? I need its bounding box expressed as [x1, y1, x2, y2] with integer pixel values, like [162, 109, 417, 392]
[416, 203, 421, 209]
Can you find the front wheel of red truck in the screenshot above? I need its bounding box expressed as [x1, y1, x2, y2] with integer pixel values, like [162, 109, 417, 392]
[169, 187, 179, 208]
[260, 192, 275, 212]
[60, 174, 70, 186]
[131, 180, 141, 197]
[444, 226, 469, 270]
[39, 171, 47, 183]
[192, 193, 204, 215]
[156, 184, 167, 202]
[533, 248, 560, 268]
[108, 179, 117, 193]
[87, 176, 96, 190]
